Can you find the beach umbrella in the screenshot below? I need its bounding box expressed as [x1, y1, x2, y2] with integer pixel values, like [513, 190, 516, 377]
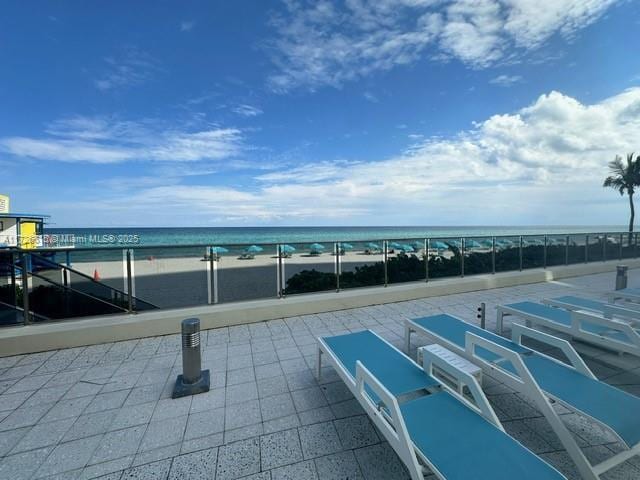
[309, 243, 325, 251]
[245, 245, 263, 253]
[480, 239, 493, 248]
[431, 241, 449, 250]
[411, 241, 424, 250]
[210, 246, 229, 254]
[389, 242, 403, 250]
[280, 245, 296, 254]
[448, 240, 462, 248]
[340, 243, 354, 250]
[366, 242, 381, 250]
[400, 244, 415, 253]
[465, 240, 481, 248]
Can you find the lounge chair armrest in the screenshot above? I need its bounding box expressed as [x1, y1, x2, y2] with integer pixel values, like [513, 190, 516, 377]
[419, 346, 502, 430]
[464, 332, 539, 390]
[571, 310, 640, 348]
[602, 303, 640, 323]
[511, 324, 595, 379]
[354, 361, 416, 458]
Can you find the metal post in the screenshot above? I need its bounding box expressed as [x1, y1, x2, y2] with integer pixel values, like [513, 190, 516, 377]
[565, 235, 570, 265]
[383, 241, 388, 287]
[491, 237, 496, 274]
[585, 235, 589, 263]
[20, 253, 30, 325]
[424, 238, 429, 283]
[10, 252, 17, 306]
[460, 237, 465, 277]
[172, 318, 210, 398]
[126, 249, 133, 313]
[543, 235, 547, 269]
[602, 234, 606, 262]
[519, 236, 523, 271]
[207, 247, 216, 303]
[619, 233, 623, 260]
[335, 243, 340, 292]
[477, 302, 486, 329]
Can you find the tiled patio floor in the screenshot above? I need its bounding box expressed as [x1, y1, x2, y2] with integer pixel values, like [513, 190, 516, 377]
[1, 270, 640, 479]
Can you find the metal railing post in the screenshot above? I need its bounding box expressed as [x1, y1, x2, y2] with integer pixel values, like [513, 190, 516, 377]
[619, 233, 623, 260]
[335, 243, 340, 292]
[519, 236, 523, 271]
[585, 235, 589, 263]
[383, 241, 388, 287]
[10, 252, 17, 306]
[276, 245, 282, 299]
[543, 235, 547, 269]
[477, 302, 486, 329]
[491, 237, 496, 274]
[20, 252, 30, 325]
[460, 237, 465, 277]
[602, 234, 606, 262]
[126, 249, 133, 313]
[565, 235, 569, 265]
[424, 238, 429, 283]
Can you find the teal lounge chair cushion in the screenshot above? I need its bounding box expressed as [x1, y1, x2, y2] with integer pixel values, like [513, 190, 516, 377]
[322, 330, 439, 397]
[400, 392, 565, 479]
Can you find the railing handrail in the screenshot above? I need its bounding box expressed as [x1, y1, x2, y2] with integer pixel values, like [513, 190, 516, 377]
[4, 229, 634, 253]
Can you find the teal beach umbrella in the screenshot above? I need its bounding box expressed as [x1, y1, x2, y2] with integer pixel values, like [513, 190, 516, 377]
[246, 245, 263, 253]
[280, 245, 296, 254]
[211, 246, 229, 254]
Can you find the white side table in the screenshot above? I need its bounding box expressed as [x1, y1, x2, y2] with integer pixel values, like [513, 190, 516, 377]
[418, 343, 482, 395]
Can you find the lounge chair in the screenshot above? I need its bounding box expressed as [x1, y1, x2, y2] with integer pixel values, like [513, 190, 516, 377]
[543, 295, 640, 323]
[496, 301, 640, 356]
[238, 252, 255, 260]
[317, 330, 566, 480]
[404, 315, 640, 480]
[608, 287, 640, 304]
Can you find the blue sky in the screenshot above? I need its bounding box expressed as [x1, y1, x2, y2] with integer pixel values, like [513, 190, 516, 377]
[1, 0, 639, 227]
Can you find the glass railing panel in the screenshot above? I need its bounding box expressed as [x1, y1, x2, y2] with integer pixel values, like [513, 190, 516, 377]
[0, 301, 23, 326]
[567, 235, 586, 264]
[337, 241, 386, 290]
[282, 242, 336, 296]
[428, 238, 462, 279]
[604, 233, 623, 261]
[586, 234, 604, 262]
[29, 270, 125, 320]
[544, 236, 567, 267]
[521, 235, 545, 269]
[462, 237, 493, 275]
[387, 238, 426, 285]
[132, 246, 206, 309]
[213, 243, 279, 303]
[494, 236, 521, 273]
[621, 232, 636, 259]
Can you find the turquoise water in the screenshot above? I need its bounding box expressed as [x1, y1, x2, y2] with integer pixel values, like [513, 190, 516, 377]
[46, 225, 627, 248]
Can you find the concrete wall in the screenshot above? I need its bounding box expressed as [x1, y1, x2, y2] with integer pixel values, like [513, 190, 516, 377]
[0, 259, 637, 357]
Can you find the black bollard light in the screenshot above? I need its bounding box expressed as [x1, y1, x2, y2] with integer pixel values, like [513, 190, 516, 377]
[172, 318, 210, 399]
[616, 265, 628, 291]
[477, 302, 486, 329]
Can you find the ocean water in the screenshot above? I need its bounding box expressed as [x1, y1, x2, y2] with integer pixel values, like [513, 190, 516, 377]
[45, 225, 627, 249]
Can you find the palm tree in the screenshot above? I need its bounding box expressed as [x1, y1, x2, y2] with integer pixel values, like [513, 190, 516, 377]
[603, 153, 640, 241]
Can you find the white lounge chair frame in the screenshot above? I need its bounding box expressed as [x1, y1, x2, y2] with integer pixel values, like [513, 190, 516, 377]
[405, 319, 640, 480]
[608, 289, 640, 304]
[496, 305, 640, 356]
[317, 331, 503, 480]
[542, 297, 640, 324]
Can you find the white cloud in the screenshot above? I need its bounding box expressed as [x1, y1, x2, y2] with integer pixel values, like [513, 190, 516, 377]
[0, 116, 243, 164]
[232, 104, 264, 117]
[180, 20, 195, 32]
[267, 0, 620, 91]
[64, 87, 640, 225]
[94, 47, 159, 91]
[490, 74, 523, 87]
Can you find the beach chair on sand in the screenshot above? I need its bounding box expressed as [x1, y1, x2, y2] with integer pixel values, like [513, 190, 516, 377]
[405, 315, 640, 480]
[496, 301, 640, 356]
[317, 330, 566, 480]
[543, 295, 640, 324]
[608, 287, 640, 304]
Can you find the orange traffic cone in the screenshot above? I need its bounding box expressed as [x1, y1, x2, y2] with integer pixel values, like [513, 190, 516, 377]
[93, 269, 100, 281]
